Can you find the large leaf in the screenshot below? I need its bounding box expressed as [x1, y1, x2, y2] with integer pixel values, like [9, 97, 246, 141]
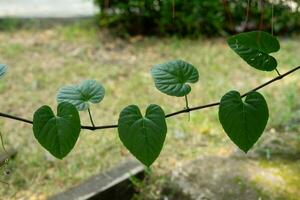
[218, 91, 269, 153]
[151, 60, 199, 97]
[118, 104, 167, 166]
[0, 64, 7, 78]
[33, 102, 81, 159]
[57, 80, 105, 111]
[227, 31, 280, 71]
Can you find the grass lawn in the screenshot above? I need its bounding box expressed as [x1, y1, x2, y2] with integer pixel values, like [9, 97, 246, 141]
[0, 21, 299, 199]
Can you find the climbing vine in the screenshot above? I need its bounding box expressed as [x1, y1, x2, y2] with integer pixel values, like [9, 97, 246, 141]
[0, 30, 300, 167]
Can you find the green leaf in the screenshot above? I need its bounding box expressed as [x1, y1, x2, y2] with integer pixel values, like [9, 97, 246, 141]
[218, 91, 269, 153]
[151, 60, 199, 97]
[0, 64, 7, 78]
[227, 31, 280, 71]
[33, 102, 81, 159]
[57, 80, 105, 111]
[118, 104, 167, 166]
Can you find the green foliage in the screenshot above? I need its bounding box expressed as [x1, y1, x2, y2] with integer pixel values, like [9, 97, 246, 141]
[219, 91, 269, 153]
[1, 29, 290, 166]
[0, 19, 22, 31]
[57, 80, 105, 111]
[33, 102, 81, 159]
[151, 60, 199, 97]
[227, 31, 280, 71]
[118, 104, 167, 166]
[0, 64, 7, 78]
[94, 0, 300, 37]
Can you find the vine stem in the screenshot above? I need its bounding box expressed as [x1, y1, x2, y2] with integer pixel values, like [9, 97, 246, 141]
[0, 66, 299, 131]
[87, 108, 96, 127]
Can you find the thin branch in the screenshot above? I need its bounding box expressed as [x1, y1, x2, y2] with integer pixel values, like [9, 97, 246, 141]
[0, 113, 33, 124]
[0, 66, 299, 131]
[81, 124, 118, 131]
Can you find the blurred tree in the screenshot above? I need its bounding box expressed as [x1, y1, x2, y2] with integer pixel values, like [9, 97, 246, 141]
[94, 0, 300, 37]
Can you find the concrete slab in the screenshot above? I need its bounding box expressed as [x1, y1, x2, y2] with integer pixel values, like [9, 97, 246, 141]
[49, 159, 145, 200]
[0, 0, 98, 18]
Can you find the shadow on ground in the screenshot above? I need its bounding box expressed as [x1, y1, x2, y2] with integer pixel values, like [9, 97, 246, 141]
[157, 130, 300, 200]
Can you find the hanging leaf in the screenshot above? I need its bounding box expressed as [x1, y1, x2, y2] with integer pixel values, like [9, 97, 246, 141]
[57, 80, 105, 111]
[151, 60, 199, 97]
[118, 104, 167, 167]
[33, 102, 81, 159]
[0, 64, 7, 78]
[227, 31, 280, 71]
[218, 91, 269, 153]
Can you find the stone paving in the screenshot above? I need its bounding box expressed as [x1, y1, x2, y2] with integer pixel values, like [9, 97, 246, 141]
[0, 0, 98, 18]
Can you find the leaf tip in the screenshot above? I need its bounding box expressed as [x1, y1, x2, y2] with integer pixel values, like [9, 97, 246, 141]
[241, 148, 250, 154]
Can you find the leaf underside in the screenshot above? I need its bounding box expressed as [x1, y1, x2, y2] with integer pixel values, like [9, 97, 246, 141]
[0, 64, 7, 78]
[57, 80, 105, 111]
[151, 60, 199, 97]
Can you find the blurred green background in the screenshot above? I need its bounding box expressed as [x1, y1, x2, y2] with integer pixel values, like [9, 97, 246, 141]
[0, 1, 299, 200]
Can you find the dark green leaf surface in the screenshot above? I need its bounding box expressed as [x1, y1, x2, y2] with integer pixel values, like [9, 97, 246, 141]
[0, 64, 7, 78]
[227, 31, 280, 71]
[151, 60, 199, 97]
[33, 102, 81, 159]
[57, 80, 105, 111]
[118, 104, 167, 166]
[219, 91, 269, 153]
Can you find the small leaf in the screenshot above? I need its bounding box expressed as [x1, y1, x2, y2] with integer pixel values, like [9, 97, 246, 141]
[57, 80, 105, 111]
[218, 91, 269, 153]
[118, 104, 167, 166]
[33, 102, 81, 159]
[0, 64, 7, 78]
[151, 60, 199, 97]
[227, 31, 280, 71]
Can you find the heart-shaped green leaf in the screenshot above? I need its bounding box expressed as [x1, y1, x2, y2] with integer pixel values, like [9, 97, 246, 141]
[218, 91, 269, 153]
[118, 104, 167, 166]
[227, 31, 280, 71]
[0, 64, 7, 78]
[151, 60, 199, 97]
[57, 80, 105, 111]
[33, 102, 81, 159]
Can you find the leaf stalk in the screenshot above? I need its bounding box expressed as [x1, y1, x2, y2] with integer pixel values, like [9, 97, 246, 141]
[87, 108, 96, 127]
